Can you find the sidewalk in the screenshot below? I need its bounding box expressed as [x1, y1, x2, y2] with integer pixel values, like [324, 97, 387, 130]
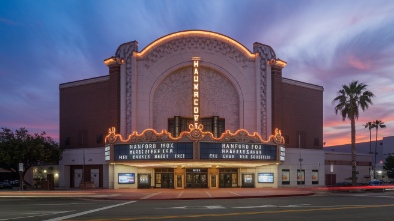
[0, 188, 314, 200]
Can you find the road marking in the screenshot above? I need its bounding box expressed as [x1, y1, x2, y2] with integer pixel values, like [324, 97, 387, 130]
[116, 204, 394, 220]
[233, 205, 276, 208]
[177, 191, 184, 198]
[0, 211, 70, 221]
[43, 201, 136, 221]
[205, 191, 212, 198]
[140, 192, 161, 199]
[230, 191, 241, 196]
[282, 204, 311, 207]
[158, 205, 225, 210]
[33, 203, 92, 206]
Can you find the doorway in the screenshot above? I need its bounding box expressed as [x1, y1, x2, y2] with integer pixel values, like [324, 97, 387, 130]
[186, 169, 208, 188]
[219, 168, 238, 188]
[155, 168, 174, 188]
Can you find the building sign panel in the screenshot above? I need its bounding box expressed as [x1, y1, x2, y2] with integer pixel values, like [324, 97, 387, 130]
[113, 142, 193, 161]
[200, 142, 277, 160]
[105, 144, 111, 161]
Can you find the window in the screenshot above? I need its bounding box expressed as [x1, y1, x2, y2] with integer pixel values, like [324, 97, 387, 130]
[64, 137, 70, 146]
[168, 116, 225, 137]
[314, 138, 320, 147]
[283, 135, 289, 144]
[96, 134, 103, 144]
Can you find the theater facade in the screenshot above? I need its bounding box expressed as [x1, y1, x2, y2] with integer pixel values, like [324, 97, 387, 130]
[59, 30, 324, 189]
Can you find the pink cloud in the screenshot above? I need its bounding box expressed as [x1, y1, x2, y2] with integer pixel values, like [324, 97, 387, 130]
[347, 55, 371, 70]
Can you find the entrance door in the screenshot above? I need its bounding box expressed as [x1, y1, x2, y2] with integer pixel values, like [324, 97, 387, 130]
[219, 168, 238, 188]
[161, 173, 174, 188]
[91, 169, 99, 187]
[219, 174, 232, 188]
[185, 169, 208, 188]
[74, 169, 82, 188]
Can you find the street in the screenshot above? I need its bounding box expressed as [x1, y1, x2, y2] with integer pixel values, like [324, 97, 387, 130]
[1, 190, 394, 221]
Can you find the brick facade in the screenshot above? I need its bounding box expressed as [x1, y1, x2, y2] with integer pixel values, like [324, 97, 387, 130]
[59, 66, 121, 149]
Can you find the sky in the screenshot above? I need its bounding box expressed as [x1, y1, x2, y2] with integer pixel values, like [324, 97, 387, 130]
[0, 0, 393, 147]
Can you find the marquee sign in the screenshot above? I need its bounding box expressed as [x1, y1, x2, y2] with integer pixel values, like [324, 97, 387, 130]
[114, 142, 193, 161]
[105, 126, 286, 162]
[200, 142, 277, 160]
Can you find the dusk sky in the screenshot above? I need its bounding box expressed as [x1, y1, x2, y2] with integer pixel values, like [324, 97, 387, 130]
[1, 0, 393, 147]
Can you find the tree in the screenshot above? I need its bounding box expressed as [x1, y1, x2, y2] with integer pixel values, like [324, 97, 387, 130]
[383, 155, 394, 179]
[332, 81, 374, 185]
[0, 127, 62, 187]
[363, 121, 374, 154]
[371, 120, 386, 179]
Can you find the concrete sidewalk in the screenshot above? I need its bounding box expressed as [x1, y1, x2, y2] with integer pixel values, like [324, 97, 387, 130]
[0, 188, 314, 200]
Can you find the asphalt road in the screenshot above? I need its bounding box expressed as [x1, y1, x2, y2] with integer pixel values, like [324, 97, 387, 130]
[1, 191, 394, 221]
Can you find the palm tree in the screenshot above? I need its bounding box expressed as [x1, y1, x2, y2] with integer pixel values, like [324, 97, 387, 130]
[372, 120, 386, 179]
[363, 122, 374, 154]
[332, 81, 374, 185]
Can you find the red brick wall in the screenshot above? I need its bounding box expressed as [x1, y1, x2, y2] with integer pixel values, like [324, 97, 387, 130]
[59, 65, 120, 149]
[272, 73, 323, 150]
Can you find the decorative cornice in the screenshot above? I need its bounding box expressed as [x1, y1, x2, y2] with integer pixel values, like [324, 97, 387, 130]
[104, 56, 124, 66]
[269, 58, 287, 68]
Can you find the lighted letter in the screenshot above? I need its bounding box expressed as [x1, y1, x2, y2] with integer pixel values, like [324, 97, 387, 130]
[194, 92, 198, 98]
[194, 75, 198, 82]
[194, 83, 198, 90]
[194, 60, 199, 67]
[194, 107, 199, 114]
[194, 98, 198, 105]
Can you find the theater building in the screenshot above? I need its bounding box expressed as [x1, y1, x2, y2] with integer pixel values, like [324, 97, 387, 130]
[59, 30, 324, 189]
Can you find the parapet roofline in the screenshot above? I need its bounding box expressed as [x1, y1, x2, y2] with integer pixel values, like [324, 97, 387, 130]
[59, 75, 109, 89]
[282, 77, 324, 91]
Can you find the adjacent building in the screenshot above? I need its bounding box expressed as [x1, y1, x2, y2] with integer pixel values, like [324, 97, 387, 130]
[326, 136, 394, 183]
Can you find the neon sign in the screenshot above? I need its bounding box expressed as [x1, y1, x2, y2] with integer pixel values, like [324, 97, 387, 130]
[192, 57, 200, 126]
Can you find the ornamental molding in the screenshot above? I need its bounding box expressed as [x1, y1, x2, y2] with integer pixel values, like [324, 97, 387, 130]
[253, 43, 276, 136]
[114, 41, 138, 135]
[139, 35, 254, 69]
[105, 125, 285, 145]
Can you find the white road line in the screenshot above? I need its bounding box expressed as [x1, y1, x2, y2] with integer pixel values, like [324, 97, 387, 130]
[230, 191, 241, 196]
[43, 201, 136, 221]
[177, 191, 184, 198]
[0, 211, 70, 221]
[140, 192, 161, 199]
[33, 203, 91, 206]
[205, 191, 212, 198]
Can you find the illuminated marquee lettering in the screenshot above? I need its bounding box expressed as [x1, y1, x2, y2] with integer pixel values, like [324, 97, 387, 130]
[192, 57, 200, 125]
[113, 142, 193, 161]
[200, 142, 277, 160]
